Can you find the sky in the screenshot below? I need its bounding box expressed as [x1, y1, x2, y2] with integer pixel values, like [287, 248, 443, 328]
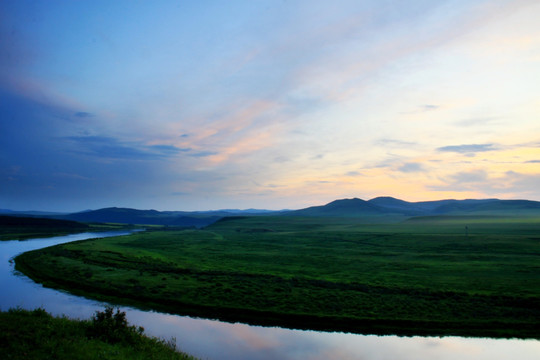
[1, 0, 539, 212]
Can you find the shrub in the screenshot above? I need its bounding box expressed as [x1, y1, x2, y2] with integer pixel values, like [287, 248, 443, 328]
[87, 306, 144, 344]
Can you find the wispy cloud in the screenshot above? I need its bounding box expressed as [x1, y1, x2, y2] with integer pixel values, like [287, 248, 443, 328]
[429, 169, 490, 192]
[375, 139, 418, 148]
[398, 162, 425, 173]
[188, 151, 219, 158]
[429, 168, 540, 200]
[400, 104, 441, 114]
[74, 111, 93, 118]
[436, 144, 497, 156]
[65, 136, 184, 161]
[453, 116, 501, 127]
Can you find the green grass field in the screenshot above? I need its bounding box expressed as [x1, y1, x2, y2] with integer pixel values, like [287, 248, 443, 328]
[15, 215, 540, 338]
[0, 307, 197, 360]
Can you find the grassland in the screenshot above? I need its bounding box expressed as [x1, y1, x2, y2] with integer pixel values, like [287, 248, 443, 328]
[15, 215, 540, 338]
[0, 307, 197, 360]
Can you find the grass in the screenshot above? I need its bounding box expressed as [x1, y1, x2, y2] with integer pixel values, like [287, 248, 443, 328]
[15, 215, 540, 338]
[0, 307, 197, 360]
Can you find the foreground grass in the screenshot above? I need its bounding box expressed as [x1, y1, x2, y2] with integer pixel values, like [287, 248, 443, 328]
[0, 307, 197, 360]
[15, 216, 540, 338]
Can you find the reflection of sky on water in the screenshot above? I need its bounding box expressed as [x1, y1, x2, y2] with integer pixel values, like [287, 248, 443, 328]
[128, 310, 540, 360]
[2, 233, 539, 360]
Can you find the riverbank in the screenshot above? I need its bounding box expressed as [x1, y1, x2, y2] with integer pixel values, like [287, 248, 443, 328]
[0, 307, 197, 360]
[14, 216, 540, 339]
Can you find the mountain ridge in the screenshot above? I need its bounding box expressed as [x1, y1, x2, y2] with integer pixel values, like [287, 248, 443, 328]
[2, 197, 540, 226]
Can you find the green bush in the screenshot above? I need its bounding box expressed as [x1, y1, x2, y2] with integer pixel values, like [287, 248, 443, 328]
[87, 306, 144, 344]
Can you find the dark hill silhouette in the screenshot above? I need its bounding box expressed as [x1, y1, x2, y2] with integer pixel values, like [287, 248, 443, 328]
[5, 197, 540, 225]
[288, 197, 540, 217]
[367, 196, 425, 215]
[290, 198, 386, 217]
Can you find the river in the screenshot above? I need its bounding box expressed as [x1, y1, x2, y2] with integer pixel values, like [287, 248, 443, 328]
[1, 231, 538, 360]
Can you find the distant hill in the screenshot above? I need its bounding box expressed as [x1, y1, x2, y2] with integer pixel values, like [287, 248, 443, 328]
[4, 197, 540, 226]
[367, 197, 425, 215]
[290, 198, 385, 217]
[286, 197, 540, 217]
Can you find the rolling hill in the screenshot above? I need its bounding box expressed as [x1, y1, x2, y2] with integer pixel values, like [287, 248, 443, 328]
[4, 197, 540, 226]
[290, 198, 385, 217]
[288, 197, 540, 217]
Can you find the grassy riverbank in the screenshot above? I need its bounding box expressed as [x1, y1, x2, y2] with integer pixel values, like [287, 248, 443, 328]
[15, 215, 540, 338]
[0, 307, 197, 360]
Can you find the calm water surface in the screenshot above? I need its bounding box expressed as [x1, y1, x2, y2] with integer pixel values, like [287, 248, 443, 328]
[1, 232, 538, 360]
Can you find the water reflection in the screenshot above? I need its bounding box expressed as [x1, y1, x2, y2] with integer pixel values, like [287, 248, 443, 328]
[1, 233, 539, 360]
[126, 310, 540, 360]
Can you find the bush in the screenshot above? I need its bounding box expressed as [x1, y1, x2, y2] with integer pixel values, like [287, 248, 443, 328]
[87, 306, 144, 344]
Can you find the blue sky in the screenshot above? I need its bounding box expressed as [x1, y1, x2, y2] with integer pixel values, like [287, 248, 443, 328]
[1, 0, 539, 211]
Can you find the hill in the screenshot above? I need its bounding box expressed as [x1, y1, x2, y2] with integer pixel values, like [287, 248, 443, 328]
[4, 197, 540, 226]
[290, 198, 386, 217]
[287, 197, 540, 218]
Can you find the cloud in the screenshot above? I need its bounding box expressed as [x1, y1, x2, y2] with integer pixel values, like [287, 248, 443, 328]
[375, 139, 418, 148]
[453, 116, 501, 127]
[0, 88, 185, 210]
[504, 170, 540, 189]
[149, 144, 189, 154]
[170, 191, 189, 196]
[74, 111, 93, 118]
[448, 169, 488, 183]
[427, 169, 540, 199]
[397, 162, 425, 173]
[273, 156, 290, 163]
[188, 151, 219, 158]
[428, 169, 490, 192]
[400, 105, 440, 114]
[65, 136, 184, 160]
[422, 104, 439, 111]
[436, 144, 497, 156]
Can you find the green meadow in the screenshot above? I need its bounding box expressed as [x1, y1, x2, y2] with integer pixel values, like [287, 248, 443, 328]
[15, 215, 540, 338]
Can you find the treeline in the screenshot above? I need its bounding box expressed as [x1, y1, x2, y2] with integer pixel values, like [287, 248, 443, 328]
[0, 215, 89, 228]
[0, 215, 92, 240]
